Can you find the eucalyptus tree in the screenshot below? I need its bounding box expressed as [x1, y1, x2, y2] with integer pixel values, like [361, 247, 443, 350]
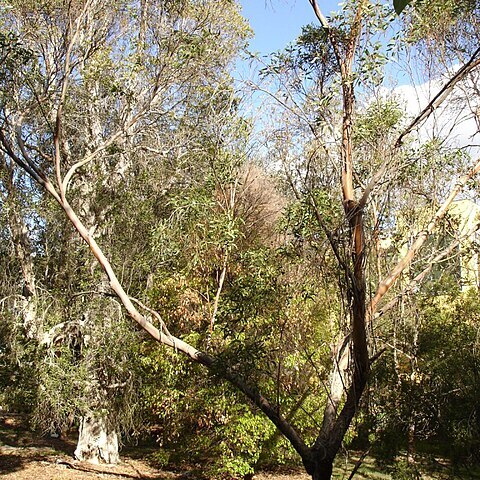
[0, 0, 250, 464]
[255, 0, 480, 476]
[2, 1, 480, 479]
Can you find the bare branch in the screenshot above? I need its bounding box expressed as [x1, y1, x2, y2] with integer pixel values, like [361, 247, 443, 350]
[347, 447, 371, 480]
[374, 220, 480, 321]
[210, 254, 228, 333]
[309, 193, 355, 286]
[358, 159, 389, 209]
[0, 127, 62, 203]
[308, 0, 330, 30]
[54, 0, 94, 196]
[395, 46, 480, 148]
[62, 130, 125, 193]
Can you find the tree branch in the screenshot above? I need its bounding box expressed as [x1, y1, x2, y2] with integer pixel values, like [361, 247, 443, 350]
[369, 157, 480, 317]
[308, 0, 330, 30]
[374, 219, 480, 321]
[395, 46, 480, 148]
[8, 142, 314, 464]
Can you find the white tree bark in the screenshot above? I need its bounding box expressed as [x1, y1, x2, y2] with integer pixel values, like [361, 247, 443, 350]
[74, 413, 120, 464]
[7, 178, 39, 340]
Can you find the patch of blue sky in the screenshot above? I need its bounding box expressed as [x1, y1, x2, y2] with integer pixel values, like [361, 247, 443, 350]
[239, 0, 339, 57]
[234, 1, 412, 87]
[233, 1, 340, 146]
[233, 0, 409, 119]
[233, 1, 479, 161]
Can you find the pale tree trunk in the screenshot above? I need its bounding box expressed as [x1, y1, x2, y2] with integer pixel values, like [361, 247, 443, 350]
[3, 161, 40, 340]
[319, 342, 350, 439]
[10, 203, 38, 339]
[74, 413, 120, 464]
[72, 62, 129, 464]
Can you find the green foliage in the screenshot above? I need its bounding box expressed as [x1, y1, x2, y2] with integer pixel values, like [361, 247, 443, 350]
[419, 293, 480, 462]
[141, 345, 275, 478]
[206, 409, 274, 479]
[149, 448, 170, 468]
[388, 460, 421, 479]
[369, 290, 480, 466]
[282, 189, 342, 246]
[405, 0, 479, 56]
[0, 313, 38, 413]
[32, 302, 145, 437]
[295, 24, 338, 82]
[0, 31, 32, 69]
[354, 99, 403, 146]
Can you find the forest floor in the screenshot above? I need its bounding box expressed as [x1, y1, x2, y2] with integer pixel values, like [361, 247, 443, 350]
[1, 413, 479, 480]
[0, 413, 311, 480]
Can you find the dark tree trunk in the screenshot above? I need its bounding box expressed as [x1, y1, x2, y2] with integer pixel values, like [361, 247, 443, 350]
[311, 459, 334, 480]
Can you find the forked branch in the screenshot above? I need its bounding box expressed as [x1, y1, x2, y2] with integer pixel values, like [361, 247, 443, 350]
[369, 157, 480, 316]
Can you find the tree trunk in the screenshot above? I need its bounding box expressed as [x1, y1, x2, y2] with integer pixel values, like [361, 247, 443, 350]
[8, 183, 39, 340]
[319, 343, 350, 439]
[74, 413, 119, 464]
[311, 459, 334, 480]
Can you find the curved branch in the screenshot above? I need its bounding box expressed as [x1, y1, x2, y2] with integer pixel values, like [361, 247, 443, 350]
[54, 0, 95, 196]
[308, 0, 330, 30]
[62, 130, 124, 192]
[0, 128, 62, 203]
[10, 146, 313, 463]
[358, 47, 480, 209]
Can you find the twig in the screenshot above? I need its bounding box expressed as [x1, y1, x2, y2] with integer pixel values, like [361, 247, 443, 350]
[347, 447, 371, 480]
[128, 296, 173, 339]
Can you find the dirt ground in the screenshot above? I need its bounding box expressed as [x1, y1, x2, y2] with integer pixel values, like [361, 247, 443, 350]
[4, 413, 477, 480]
[0, 414, 309, 480]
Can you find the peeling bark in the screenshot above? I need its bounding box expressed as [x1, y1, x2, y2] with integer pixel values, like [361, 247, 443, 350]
[74, 414, 120, 464]
[3, 159, 39, 340]
[10, 206, 39, 339]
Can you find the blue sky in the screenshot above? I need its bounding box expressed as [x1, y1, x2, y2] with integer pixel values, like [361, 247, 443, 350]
[239, 1, 341, 56]
[236, 1, 412, 87]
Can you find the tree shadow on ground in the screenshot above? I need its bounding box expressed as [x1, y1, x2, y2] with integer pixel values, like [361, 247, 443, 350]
[121, 447, 197, 480]
[0, 414, 75, 457]
[0, 415, 195, 480]
[0, 453, 24, 475]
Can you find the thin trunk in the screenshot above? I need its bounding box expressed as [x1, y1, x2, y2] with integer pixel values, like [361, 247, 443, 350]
[139, 0, 149, 48]
[9, 204, 38, 339]
[407, 421, 415, 465]
[319, 341, 350, 438]
[210, 254, 227, 333]
[310, 1, 369, 471]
